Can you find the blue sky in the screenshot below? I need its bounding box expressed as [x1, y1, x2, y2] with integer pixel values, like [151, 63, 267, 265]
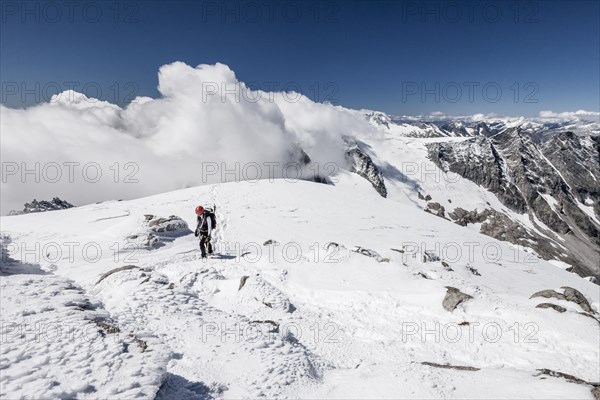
[1, 0, 599, 116]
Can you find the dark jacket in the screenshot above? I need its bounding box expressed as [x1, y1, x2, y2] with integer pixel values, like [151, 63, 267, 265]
[196, 212, 213, 236]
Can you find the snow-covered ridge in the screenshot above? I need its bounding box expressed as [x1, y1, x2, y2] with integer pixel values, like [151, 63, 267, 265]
[366, 110, 600, 138]
[2, 178, 599, 399]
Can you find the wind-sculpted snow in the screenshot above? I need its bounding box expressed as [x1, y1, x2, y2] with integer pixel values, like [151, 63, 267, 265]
[0, 253, 169, 399]
[236, 275, 295, 313]
[1, 179, 599, 399]
[90, 255, 322, 398]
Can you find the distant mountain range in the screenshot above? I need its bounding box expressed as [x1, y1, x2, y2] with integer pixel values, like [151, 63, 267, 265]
[366, 111, 600, 138]
[354, 112, 599, 278]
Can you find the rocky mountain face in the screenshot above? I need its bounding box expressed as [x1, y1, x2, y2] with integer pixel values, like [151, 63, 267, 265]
[344, 140, 388, 198]
[438, 122, 472, 137]
[427, 128, 599, 279]
[346, 113, 599, 279]
[365, 112, 391, 129]
[540, 132, 600, 220]
[362, 111, 599, 278]
[9, 197, 74, 215]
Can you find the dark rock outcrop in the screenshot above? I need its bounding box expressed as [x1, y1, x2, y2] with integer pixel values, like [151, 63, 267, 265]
[238, 276, 249, 291]
[351, 246, 389, 262]
[95, 265, 139, 285]
[536, 369, 590, 385]
[441, 261, 452, 271]
[442, 287, 473, 312]
[449, 208, 491, 226]
[535, 368, 600, 399]
[531, 287, 595, 314]
[250, 320, 280, 333]
[421, 361, 479, 371]
[465, 264, 481, 276]
[535, 303, 567, 313]
[9, 197, 74, 215]
[96, 320, 121, 334]
[530, 289, 566, 301]
[425, 202, 446, 218]
[561, 286, 594, 313]
[345, 145, 387, 197]
[422, 251, 440, 263]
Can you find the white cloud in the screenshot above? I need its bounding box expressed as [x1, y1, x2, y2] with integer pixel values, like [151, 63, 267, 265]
[1, 62, 376, 214]
[419, 112, 506, 122]
[3, 61, 597, 214]
[420, 110, 599, 125]
[538, 110, 600, 122]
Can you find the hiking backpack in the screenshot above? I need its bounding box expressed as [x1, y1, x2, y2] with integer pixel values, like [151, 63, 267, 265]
[203, 206, 217, 230]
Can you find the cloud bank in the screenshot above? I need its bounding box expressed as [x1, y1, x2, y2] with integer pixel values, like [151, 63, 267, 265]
[2, 61, 598, 215]
[538, 110, 600, 122]
[1, 62, 375, 214]
[406, 110, 600, 124]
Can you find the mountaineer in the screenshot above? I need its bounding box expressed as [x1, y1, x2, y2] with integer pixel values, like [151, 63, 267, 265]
[194, 205, 216, 258]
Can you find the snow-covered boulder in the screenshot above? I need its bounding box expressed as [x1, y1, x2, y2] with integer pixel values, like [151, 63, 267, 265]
[442, 286, 473, 312]
[351, 246, 389, 263]
[126, 214, 191, 249]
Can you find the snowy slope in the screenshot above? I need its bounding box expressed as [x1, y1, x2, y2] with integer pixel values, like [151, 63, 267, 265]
[2, 176, 599, 399]
[0, 252, 169, 398]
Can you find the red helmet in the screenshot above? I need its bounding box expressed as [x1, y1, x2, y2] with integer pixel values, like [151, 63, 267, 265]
[195, 206, 204, 215]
